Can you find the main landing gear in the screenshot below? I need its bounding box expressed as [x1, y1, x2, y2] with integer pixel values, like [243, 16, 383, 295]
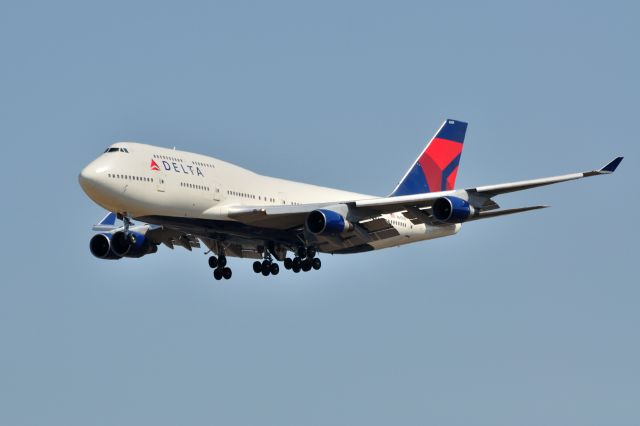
[209, 246, 322, 280]
[252, 250, 280, 277]
[283, 246, 321, 274]
[208, 253, 232, 280]
[252, 259, 280, 276]
[251, 246, 321, 277]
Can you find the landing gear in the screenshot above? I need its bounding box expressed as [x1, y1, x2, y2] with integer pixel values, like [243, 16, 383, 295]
[284, 258, 293, 270]
[122, 215, 133, 233]
[252, 253, 280, 277]
[285, 246, 321, 274]
[270, 263, 279, 275]
[261, 260, 271, 276]
[210, 248, 231, 280]
[301, 259, 312, 272]
[222, 267, 232, 280]
[210, 245, 321, 280]
[213, 266, 232, 280]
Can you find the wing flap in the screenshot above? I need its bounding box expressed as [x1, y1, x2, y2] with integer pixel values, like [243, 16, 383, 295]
[358, 218, 400, 240]
[145, 227, 201, 250]
[468, 205, 549, 221]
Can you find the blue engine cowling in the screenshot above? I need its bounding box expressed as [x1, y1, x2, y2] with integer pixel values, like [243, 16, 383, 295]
[306, 209, 353, 235]
[432, 196, 474, 223]
[90, 231, 157, 259]
[111, 231, 157, 258]
[89, 233, 122, 260]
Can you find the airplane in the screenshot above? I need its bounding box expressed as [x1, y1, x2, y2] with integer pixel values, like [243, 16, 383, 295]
[79, 119, 623, 280]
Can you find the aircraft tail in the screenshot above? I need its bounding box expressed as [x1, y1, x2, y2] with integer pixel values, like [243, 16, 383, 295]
[391, 119, 467, 196]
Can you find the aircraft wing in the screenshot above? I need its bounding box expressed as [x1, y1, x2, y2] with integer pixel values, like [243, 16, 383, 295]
[355, 156, 623, 213]
[227, 157, 623, 228]
[226, 204, 333, 230]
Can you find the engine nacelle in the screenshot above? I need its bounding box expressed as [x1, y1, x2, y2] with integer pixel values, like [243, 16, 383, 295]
[306, 209, 353, 235]
[89, 233, 122, 260]
[432, 196, 475, 223]
[111, 231, 157, 258]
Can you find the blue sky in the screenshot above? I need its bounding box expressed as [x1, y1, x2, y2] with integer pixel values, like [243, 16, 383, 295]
[0, 1, 638, 425]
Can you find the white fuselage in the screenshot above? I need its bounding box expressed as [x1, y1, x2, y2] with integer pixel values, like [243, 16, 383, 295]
[79, 142, 459, 252]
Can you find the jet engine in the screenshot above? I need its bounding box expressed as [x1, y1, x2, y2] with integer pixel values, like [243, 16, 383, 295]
[89, 233, 121, 260]
[432, 196, 475, 223]
[89, 231, 157, 259]
[306, 208, 353, 235]
[110, 230, 157, 258]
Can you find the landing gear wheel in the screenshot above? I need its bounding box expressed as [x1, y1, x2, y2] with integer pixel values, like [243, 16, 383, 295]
[292, 265, 301, 273]
[222, 267, 232, 280]
[261, 260, 271, 276]
[292, 257, 302, 269]
[208, 256, 218, 268]
[301, 259, 312, 272]
[213, 268, 223, 280]
[312, 258, 321, 270]
[217, 255, 227, 268]
[253, 261, 262, 273]
[284, 258, 293, 270]
[270, 263, 279, 275]
[307, 248, 316, 259]
[296, 246, 307, 258]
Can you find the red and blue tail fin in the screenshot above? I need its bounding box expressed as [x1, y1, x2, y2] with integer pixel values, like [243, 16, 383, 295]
[390, 119, 467, 196]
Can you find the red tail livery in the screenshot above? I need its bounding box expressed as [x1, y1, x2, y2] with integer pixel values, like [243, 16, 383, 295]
[391, 119, 467, 196]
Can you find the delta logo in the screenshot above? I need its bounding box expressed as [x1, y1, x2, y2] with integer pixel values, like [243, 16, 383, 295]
[150, 159, 205, 177]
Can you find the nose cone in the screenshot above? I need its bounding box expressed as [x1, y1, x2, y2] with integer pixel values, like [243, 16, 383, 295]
[79, 158, 111, 201]
[78, 164, 96, 194]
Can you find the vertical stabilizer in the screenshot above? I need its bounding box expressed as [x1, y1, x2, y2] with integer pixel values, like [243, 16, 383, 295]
[391, 119, 467, 196]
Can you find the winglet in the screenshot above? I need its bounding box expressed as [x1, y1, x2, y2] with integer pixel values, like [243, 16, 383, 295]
[92, 212, 118, 231]
[599, 157, 623, 174]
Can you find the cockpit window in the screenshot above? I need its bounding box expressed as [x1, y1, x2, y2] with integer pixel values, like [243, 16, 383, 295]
[103, 147, 129, 153]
